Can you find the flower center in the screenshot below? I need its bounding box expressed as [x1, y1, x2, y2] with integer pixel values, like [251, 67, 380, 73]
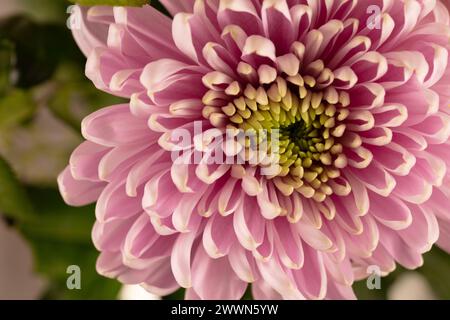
[202, 54, 351, 202]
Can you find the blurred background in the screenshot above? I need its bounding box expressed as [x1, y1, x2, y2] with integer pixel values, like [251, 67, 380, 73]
[0, 0, 449, 300]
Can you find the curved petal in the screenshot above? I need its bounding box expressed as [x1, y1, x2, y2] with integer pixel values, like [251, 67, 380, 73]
[191, 245, 247, 300]
[58, 167, 105, 207]
[71, 6, 111, 57]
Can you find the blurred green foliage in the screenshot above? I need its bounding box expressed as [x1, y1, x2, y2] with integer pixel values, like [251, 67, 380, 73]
[0, 155, 35, 221]
[48, 64, 125, 131]
[353, 248, 450, 300]
[0, 0, 448, 301]
[0, 89, 36, 128]
[0, 16, 80, 88]
[0, 39, 14, 96]
[0, 0, 122, 299]
[22, 188, 121, 299]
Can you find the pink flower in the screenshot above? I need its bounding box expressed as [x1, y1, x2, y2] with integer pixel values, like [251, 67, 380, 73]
[443, 0, 450, 12]
[59, 0, 450, 300]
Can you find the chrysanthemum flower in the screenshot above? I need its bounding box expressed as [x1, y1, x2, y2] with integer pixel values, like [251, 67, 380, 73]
[59, 0, 450, 299]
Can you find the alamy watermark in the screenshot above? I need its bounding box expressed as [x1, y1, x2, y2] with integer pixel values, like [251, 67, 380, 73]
[66, 5, 82, 30]
[366, 265, 382, 290]
[66, 265, 81, 290]
[366, 5, 382, 30]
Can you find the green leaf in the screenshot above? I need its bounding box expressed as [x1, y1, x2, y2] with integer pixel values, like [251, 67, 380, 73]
[0, 155, 34, 221]
[0, 89, 36, 129]
[69, 0, 149, 6]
